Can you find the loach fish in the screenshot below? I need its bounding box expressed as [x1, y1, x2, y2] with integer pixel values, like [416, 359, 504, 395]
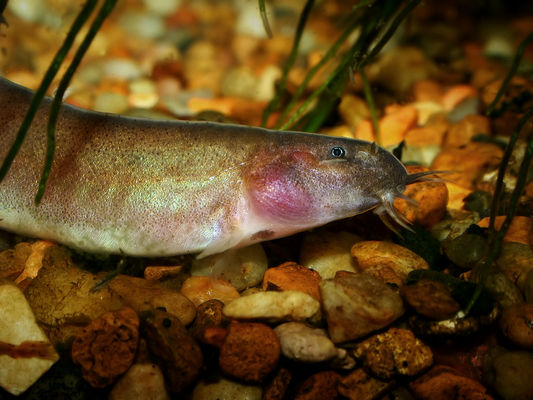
[0, 76, 435, 258]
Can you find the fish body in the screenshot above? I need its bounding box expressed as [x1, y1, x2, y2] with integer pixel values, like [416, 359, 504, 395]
[0, 77, 416, 257]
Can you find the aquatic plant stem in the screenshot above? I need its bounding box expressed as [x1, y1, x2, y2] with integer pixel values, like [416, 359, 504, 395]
[261, 0, 315, 127]
[258, 0, 273, 38]
[35, 0, 118, 204]
[464, 108, 533, 315]
[0, 0, 98, 185]
[486, 32, 533, 116]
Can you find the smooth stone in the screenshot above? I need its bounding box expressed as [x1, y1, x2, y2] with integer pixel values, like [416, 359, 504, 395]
[274, 322, 338, 362]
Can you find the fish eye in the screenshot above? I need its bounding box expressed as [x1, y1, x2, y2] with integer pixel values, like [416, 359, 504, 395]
[330, 146, 346, 158]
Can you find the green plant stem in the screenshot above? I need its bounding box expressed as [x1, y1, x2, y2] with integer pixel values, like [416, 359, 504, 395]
[258, 0, 273, 38]
[360, 68, 380, 144]
[261, 0, 315, 127]
[0, 0, 98, 185]
[464, 108, 533, 315]
[36, 0, 118, 204]
[274, 12, 361, 129]
[486, 32, 533, 116]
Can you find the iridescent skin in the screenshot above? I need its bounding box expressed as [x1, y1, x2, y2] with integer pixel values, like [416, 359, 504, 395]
[0, 77, 414, 257]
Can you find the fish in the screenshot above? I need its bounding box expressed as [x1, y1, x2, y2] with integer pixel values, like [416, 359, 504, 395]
[0, 76, 436, 258]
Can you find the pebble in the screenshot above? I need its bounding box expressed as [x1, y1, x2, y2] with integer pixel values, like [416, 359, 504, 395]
[404, 112, 448, 147]
[495, 242, 533, 293]
[337, 368, 393, 400]
[143, 309, 203, 393]
[412, 79, 444, 103]
[263, 367, 291, 400]
[189, 299, 231, 345]
[24, 247, 124, 345]
[119, 11, 165, 39]
[0, 281, 59, 396]
[93, 92, 129, 114]
[274, 322, 338, 363]
[484, 349, 533, 400]
[219, 321, 280, 383]
[99, 58, 144, 80]
[441, 84, 478, 111]
[299, 231, 360, 279]
[477, 216, 533, 247]
[350, 241, 429, 287]
[180, 276, 240, 306]
[191, 376, 263, 400]
[369, 46, 438, 95]
[338, 93, 370, 131]
[184, 40, 223, 93]
[143, 0, 181, 16]
[71, 307, 139, 388]
[430, 142, 503, 189]
[410, 365, 493, 400]
[394, 166, 449, 229]
[400, 279, 460, 320]
[0, 241, 52, 283]
[191, 244, 268, 291]
[294, 371, 341, 400]
[485, 270, 524, 309]
[499, 303, 533, 349]
[442, 232, 488, 269]
[262, 261, 321, 301]
[128, 78, 158, 109]
[109, 274, 196, 326]
[352, 328, 433, 379]
[109, 363, 169, 400]
[443, 114, 491, 148]
[223, 290, 320, 322]
[319, 272, 405, 343]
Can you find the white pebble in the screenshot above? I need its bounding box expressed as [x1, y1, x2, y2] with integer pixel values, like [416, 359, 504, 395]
[119, 12, 165, 39]
[100, 59, 143, 80]
[93, 92, 129, 114]
[274, 322, 338, 362]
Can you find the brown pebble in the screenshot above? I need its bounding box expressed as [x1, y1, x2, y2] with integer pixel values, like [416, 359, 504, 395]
[294, 371, 341, 400]
[263, 367, 292, 400]
[262, 261, 321, 300]
[143, 265, 183, 281]
[143, 309, 203, 393]
[400, 279, 460, 320]
[350, 241, 428, 287]
[352, 328, 433, 379]
[430, 142, 503, 190]
[337, 368, 393, 400]
[410, 365, 494, 400]
[189, 299, 231, 345]
[443, 114, 491, 148]
[71, 307, 139, 388]
[219, 320, 280, 383]
[499, 303, 533, 349]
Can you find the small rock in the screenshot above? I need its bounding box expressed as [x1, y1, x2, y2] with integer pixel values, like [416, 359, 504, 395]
[299, 231, 360, 279]
[499, 303, 533, 349]
[411, 79, 444, 103]
[404, 116, 447, 147]
[319, 272, 405, 343]
[191, 376, 263, 400]
[109, 363, 170, 400]
[477, 216, 533, 247]
[109, 274, 196, 326]
[219, 321, 280, 383]
[223, 290, 320, 322]
[71, 307, 139, 388]
[100, 58, 143, 80]
[189, 299, 231, 345]
[128, 78, 158, 109]
[143, 0, 181, 16]
[441, 84, 478, 111]
[338, 93, 370, 131]
[443, 114, 491, 148]
[180, 276, 240, 306]
[119, 11, 165, 39]
[262, 261, 321, 301]
[410, 365, 494, 400]
[400, 279, 460, 320]
[274, 322, 338, 362]
[430, 142, 503, 190]
[93, 92, 129, 114]
[143, 309, 203, 393]
[442, 232, 488, 269]
[350, 241, 429, 287]
[144, 265, 183, 281]
[495, 242, 533, 293]
[337, 368, 394, 400]
[294, 371, 341, 400]
[191, 244, 268, 291]
[263, 368, 291, 400]
[0, 281, 59, 396]
[352, 328, 433, 379]
[24, 247, 124, 345]
[394, 166, 448, 229]
[184, 40, 223, 93]
[485, 271, 524, 309]
[0, 241, 51, 282]
[484, 349, 533, 400]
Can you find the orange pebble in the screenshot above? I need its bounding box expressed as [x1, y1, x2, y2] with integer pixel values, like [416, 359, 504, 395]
[441, 84, 478, 111]
[262, 261, 322, 301]
[181, 276, 240, 306]
[476, 216, 533, 246]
